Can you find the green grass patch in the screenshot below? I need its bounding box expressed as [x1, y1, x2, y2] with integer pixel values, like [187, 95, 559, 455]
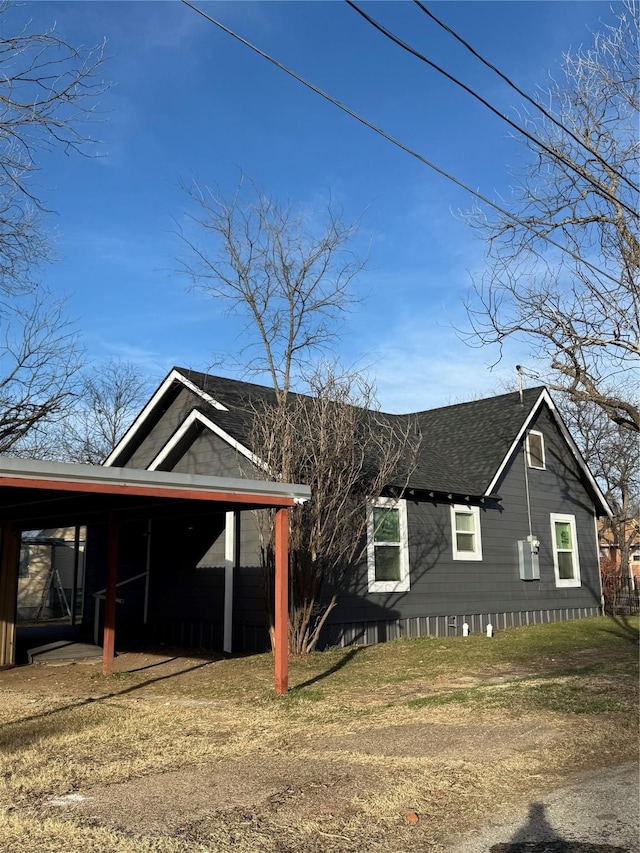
[281, 616, 639, 697]
[406, 670, 635, 717]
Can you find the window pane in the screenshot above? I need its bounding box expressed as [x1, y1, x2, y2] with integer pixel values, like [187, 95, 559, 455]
[555, 522, 572, 551]
[375, 545, 401, 581]
[456, 532, 475, 552]
[373, 507, 399, 543]
[557, 551, 575, 579]
[455, 512, 475, 533]
[528, 433, 544, 467]
[18, 548, 29, 579]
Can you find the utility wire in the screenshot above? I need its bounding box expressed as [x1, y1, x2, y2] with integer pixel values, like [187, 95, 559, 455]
[346, 0, 639, 218]
[180, 0, 623, 287]
[413, 0, 640, 195]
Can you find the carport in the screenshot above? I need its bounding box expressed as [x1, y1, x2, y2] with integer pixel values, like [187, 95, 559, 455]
[0, 456, 310, 693]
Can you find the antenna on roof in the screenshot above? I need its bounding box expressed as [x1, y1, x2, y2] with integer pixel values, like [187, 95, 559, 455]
[516, 365, 523, 405]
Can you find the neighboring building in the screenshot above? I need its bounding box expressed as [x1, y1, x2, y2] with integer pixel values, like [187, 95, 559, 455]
[17, 528, 86, 622]
[102, 368, 611, 652]
[598, 517, 640, 582]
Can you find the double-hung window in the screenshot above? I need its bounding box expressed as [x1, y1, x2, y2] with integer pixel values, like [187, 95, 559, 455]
[550, 513, 581, 587]
[367, 498, 410, 593]
[451, 504, 483, 561]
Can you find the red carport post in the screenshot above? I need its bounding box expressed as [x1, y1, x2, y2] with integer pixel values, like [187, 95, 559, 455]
[274, 508, 289, 695]
[102, 513, 118, 675]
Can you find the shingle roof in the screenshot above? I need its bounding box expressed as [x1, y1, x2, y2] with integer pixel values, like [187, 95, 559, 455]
[174, 368, 544, 497]
[407, 387, 542, 494]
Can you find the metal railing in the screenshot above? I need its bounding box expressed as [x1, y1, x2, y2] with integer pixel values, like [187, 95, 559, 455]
[93, 572, 147, 645]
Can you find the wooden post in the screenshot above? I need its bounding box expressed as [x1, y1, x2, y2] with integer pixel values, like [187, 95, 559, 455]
[274, 508, 289, 695]
[102, 514, 118, 675]
[0, 523, 20, 669]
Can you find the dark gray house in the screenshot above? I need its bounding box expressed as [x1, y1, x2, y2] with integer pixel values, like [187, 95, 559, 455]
[103, 368, 611, 652]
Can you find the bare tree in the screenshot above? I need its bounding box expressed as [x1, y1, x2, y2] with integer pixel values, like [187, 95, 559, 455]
[56, 358, 151, 464]
[177, 177, 365, 399]
[0, 4, 107, 453]
[251, 364, 418, 655]
[178, 182, 419, 652]
[0, 4, 107, 294]
[0, 290, 82, 455]
[465, 3, 639, 432]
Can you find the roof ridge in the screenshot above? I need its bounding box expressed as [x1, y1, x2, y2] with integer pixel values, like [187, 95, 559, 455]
[173, 366, 545, 417]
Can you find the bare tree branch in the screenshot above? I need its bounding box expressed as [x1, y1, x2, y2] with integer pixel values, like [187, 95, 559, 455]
[250, 363, 419, 654]
[0, 3, 108, 294]
[465, 2, 639, 431]
[0, 289, 82, 455]
[177, 176, 366, 399]
[557, 394, 639, 578]
[55, 358, 151, 464]
[0, 4, 108, 453]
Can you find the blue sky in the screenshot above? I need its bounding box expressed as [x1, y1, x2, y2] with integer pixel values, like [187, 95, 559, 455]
[17, 0, 617, 412]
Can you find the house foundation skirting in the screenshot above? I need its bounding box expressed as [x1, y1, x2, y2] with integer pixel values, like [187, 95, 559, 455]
[325, 606, 603, 648]
[145, 605, 602, 655]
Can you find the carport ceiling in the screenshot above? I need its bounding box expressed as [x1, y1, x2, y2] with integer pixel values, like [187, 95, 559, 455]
[0, 456, 310, 529]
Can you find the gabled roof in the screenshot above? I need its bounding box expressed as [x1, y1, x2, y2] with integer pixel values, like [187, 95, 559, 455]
[106, 367, 611, 516]
[406, 387, 540, 494]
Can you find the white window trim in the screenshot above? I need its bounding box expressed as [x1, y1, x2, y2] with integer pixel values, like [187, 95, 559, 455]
[367, 497, 410, 593]
[550, 513, 581, 588]
[451, 504, 483, 561]
[526, 429, 546, 470]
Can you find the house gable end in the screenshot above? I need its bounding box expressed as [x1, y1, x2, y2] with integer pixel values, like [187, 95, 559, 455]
[486, 389, 611, 517]
[161, 417, 261, 480]
[105, 368, 230, 468]
[148, 409, 267, 474]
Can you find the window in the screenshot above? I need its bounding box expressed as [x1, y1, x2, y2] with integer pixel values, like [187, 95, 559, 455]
[367, 498, 410, 593]
[18, 547, 29, 579]
[550, 513, 581, 587]
[451, 504, 483, 561]
[526, 430, 545, 469]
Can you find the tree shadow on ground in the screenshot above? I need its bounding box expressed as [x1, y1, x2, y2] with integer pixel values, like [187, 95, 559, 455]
[598, 613, 639, 644]
[290, 647, 361, 691]
[0, 658, 216, 751]
[490, 802, 631, 853]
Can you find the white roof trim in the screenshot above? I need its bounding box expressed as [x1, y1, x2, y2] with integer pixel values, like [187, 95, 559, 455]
[485, 388, 612, 517]
[104, 369, 229, 467]
[148, 409, 269, 474]
[0, 454, 310, 503]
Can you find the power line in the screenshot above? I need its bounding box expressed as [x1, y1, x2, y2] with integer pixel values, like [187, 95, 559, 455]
[179, 0, 623, 288]
[346, 0, 639, 218]
[413, 0, 640, 196]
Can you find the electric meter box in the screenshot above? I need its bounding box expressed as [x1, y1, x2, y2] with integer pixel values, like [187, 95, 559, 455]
[518, 540, 540, 580]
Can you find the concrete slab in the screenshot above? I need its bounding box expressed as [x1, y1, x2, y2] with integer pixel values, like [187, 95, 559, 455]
[27, 640, 103, 664]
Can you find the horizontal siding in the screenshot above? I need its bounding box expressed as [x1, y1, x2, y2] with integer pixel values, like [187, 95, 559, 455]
[333, 405, 601, 624]
[148, 513, 226, 623]
[125, 387, 202, 470]
[169, 429, 255, 479]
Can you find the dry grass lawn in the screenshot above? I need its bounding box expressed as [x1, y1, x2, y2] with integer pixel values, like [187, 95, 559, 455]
[1, 616, 638, 852]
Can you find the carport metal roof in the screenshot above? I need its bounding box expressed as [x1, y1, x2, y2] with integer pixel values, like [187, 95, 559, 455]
[0, 456, 310, 693]
[0, 456, 310, 527]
